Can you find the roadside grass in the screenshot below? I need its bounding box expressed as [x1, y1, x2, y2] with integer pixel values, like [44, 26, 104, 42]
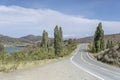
[0, 43, 79, 72]
[0, 58, 65, 72]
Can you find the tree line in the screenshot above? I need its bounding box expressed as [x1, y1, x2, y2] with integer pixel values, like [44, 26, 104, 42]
[40, 25, 64, 56]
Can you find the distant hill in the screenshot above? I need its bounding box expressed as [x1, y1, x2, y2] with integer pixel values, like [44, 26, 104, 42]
[0, 34, 43, 46]
[78, 33, 120, 43]
[0, 33, 120, 46]
[20, 35, 42, 42]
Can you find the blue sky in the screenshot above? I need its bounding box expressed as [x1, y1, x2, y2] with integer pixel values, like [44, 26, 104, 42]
[0, 0, 120, 21]
[0, 0, 120, 38]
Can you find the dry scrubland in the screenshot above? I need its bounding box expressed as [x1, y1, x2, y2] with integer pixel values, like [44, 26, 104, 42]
[89, 45, 120, 67]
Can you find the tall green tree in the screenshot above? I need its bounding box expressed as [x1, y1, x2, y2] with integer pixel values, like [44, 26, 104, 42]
[106, 40, 110, 49]
[41, 30, 49, 51]
[0, 43, 4, 52]
[58, 27, 63, 53]
[93, 22, 105, 53]
[54, 25, 59, 55]
[54, 26, 63, 56]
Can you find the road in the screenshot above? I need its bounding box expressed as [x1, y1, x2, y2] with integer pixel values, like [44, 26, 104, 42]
[71, 44, 120, 80]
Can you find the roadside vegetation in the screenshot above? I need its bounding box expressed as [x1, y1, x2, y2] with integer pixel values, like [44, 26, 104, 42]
[88, 22, 120, 67]
[0, 26, 78, 72]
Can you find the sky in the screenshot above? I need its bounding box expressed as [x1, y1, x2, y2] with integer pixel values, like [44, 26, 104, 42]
[0, 0, 120, 38]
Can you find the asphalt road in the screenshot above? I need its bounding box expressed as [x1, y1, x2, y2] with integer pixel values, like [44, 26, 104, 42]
[71, 44, 120, 80]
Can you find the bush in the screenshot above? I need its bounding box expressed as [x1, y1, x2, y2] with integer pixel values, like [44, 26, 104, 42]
[0, 51, 13, 64]
[12, 51, 26, 61]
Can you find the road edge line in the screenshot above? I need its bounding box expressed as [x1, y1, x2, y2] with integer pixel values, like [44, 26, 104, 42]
[70, 55, 104, 80]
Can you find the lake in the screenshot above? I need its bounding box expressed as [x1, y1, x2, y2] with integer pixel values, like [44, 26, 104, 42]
[5, 46, 24, 53]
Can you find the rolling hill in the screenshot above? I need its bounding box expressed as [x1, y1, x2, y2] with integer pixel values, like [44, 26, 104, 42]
[0, 33, 120, 46]
[0, 34, 43, 46]
[78, 33, 120, 43]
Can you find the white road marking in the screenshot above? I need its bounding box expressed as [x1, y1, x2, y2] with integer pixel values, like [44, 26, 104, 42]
[86, 52, 120, 75]
[70, 51, 104, 80]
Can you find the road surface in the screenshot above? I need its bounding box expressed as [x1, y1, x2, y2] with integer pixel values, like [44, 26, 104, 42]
[71, 44, 120, 80]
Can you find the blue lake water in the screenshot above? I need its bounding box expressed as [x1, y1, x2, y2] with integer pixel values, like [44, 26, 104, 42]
[5, 46, 24, 53]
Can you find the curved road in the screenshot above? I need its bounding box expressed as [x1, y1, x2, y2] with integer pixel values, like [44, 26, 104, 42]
[71, 44, 120, 80]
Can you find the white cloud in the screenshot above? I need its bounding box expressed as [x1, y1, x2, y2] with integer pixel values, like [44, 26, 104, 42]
[0, 5, 120, 38]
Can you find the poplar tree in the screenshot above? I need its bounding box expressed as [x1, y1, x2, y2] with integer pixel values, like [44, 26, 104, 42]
[54, 26, 59, 55]
[41, 30, 49, 51]
[54, 26, 63, 56]
[59, 27, 63, 53]
[93, 22, 105, 53]
[106, 40, 110, 49]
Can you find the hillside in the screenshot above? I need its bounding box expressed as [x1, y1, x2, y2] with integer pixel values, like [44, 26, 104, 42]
[0, 34, 43, 46]
[0, 33, 120, 46]
[20, 35, 42, 42]
[78, 33, 120, 43]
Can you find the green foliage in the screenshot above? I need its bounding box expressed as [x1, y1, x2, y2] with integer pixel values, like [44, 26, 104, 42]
[68, 39, 72, 44]
[54, 25, 59, 55]
[12, 51, 26, 61]
[41, 30, 49, 51]
[106, 40, 114, 49]
[54, 26, 64, 56]
[57, 39, 78, 57]
[0, 25, 79, 72]
[118, 43, 120, 49]
[95, 46, 120, 67]
[0, 51, 12, 64]
[0, 43, 4, 52]
[29, 48, 55, 60]
[93, 22, 105, 53]
[110, 41, 114, 48]
[59, 27, 64, 53]
[106, 40, 110, 49]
